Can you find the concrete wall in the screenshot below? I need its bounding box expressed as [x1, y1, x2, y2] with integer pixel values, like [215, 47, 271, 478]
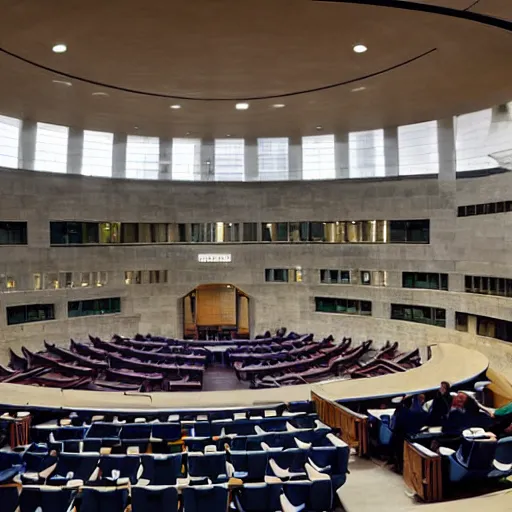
[0, 168, 511, 378]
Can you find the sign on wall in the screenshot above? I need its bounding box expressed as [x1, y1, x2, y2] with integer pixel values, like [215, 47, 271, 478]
[198, 254, 232, 263]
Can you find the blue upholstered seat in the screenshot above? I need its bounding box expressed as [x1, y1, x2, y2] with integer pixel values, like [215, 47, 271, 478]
[139, 454, 182, 485]
[19, 486, 76, 512]
[131, 485, 179, 512]
[233, 483, 282, 512]
[182, 485, 228, 512]
[48, 453, 99, 484]
[80, 487, 129, 512]
[0, 486, 19, 512]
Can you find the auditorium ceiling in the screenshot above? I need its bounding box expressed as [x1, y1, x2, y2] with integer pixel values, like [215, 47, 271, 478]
[0, 0, 511, 138]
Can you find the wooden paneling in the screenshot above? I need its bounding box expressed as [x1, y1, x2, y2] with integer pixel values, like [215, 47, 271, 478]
[183, 295, 195, 337]
[196, 285, 236, 327]
[311, 391, 369, 456]
[238, 295, 250, 335]
[403, 441, 443, 502]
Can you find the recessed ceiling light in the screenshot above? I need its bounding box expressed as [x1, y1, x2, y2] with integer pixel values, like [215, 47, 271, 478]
[353, 44, 367, 54]
[316, 126, 323, 131]
[235, 102, 249, 110]
[52, 44, 67, 54]
[273, 103, 286, 109]
[134, 126, 139, 130]
[185, 132, 191, 136]
[170, 104, 181, 110]
[351, 86, 366, 92]
[92, 91, 109, 97]
[52, 79, 72, 87]
[226, 134, 231, 137]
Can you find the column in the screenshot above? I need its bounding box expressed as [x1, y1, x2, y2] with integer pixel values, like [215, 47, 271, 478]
[112, 132, 127, 178]
[384, 126, 399, 176]
[200, 139, 215, 181]
[18, 119, 37, 170]
[67, 126, 84, 174]
[244, 137, 258, 181]
[159, 138, 173, 180]
[437, 118, 456, 181]
[335, 132, 349, 178]
[288, 135, 302, 180]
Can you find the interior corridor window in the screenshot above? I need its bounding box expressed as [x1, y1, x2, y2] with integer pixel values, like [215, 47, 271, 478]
[214, 139, 244, 181]
[126, 135, 159, 179]
[172, 138, 201, 180]
[349, 129, 385, 178]
[398, 121, 439, 175]
[82, 130, 113, 177]
[302, 135, 335, 180]
[258, 138, 289, 181]
[0, 115, 20, 169]
[35, 122, 68, 173]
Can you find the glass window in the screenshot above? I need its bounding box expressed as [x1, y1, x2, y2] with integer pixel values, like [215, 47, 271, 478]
[0, 222, 27, 244]
[68, 297, 121, 317]
[465, 276, 473, 292]
[172, 138, 201, 180]
[390, 220, 429, 243]
[309, 222, 326, 242]
[242, 223, 258, 242]
[7, 304, 55, 325]
[329, 270, 339, 283]
[360, 301, 372, 315]
[349, 129, 385, 178]
[222, 223, 239, 242]
[59, 272, 74, 288]
[361, 271, 371, 285]
[456, 312, 468, 332]
[302, 135, 335, 180]
[289, 222, 309, 242]
[455, 108, 497, 172]
[98, 271, 108, 286]
[33, 273, 42, 290]
[45, 272, 59, 289]
[258, 138, 289, 181]
[80, 272, 91, 287]
[99, 222, 120, 243]
[340, 271, 350, 284]
[320, 270, 329, 283]
[121, 223, 139, 243]
[35, 122, 68, 173]
[126, 135, 159, 179]
[262, 222, 288, 242]
[398, 121, 439, 175]
[214, 138, 244, 181]
[0, 115, 21, 169]
[265, 268, 289, 282]
[315, 297, 370, 316]
[82, 130, 113, 177]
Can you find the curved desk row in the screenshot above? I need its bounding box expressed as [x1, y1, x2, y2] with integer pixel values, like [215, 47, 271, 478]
[0, 344, 489, 412]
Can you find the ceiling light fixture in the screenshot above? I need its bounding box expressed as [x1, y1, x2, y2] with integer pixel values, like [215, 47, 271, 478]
[52, 43, 67, 54]
[235, 102, 249, 110]
[226, 134, 231, 137]
[273, 103, 285, 109]
[353, 44, 367, 54]
[316, 126, 323, 131]
[185, 132, 191, 136]
[351, 86, 366, 92]
[170, 104, 181, 109]
[92, 91, 109, 97]
[134, 126, 139, 130]
[52, 79, 72, 87]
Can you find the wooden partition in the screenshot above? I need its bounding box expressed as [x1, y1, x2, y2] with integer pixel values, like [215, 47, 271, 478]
[403, 441, 443, 502]
[311, 391, 369, 456]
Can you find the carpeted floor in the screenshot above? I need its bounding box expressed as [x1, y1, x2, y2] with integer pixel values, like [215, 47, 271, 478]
[202, 364, 251, 392]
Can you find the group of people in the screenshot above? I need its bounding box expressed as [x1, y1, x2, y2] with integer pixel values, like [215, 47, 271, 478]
[386, 381, 512, 471]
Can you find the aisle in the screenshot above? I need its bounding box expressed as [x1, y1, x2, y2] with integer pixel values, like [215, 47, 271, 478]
[202, 364, 251, 392]
[338, 457, 421, 512]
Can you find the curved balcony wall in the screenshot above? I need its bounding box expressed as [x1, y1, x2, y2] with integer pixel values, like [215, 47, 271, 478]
[1, 102, 512, 181]
[0, 165, 511, 380]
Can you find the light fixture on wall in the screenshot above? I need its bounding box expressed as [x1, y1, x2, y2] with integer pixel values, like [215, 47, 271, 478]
[273, 103, 285, 109]
[52, 79, 72, 87]
[236, 103, 249, 110]
[170, 104, 181, 109]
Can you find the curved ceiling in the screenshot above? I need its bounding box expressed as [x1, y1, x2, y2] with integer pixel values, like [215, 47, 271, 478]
[0, 0, 511, 138]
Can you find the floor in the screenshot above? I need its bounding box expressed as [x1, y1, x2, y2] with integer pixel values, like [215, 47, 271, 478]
[337, 456, 422, 512]
[202, 364, 251, 392]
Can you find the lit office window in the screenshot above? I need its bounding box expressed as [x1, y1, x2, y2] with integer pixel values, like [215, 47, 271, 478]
[215, 138, 244, 181]
[398, 121, 439, 175]
[258, 138, 289, 181]
[349, 129, 385, 178]
[172, 138, 201, 180]
[35, 122, 68, 173]
[82, 130, 113, 177]
[302, 135, 335, 180]
[126, 135, 159, 179]
[0, 115, 21, 169]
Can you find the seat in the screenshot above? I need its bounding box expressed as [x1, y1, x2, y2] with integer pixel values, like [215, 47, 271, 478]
[138, 454, 182, 485]
[132, 485, 179, 512]
[187, 452, 229, 483]
[47, 453, 99, 485]
[282, 478, 333, 512]
[151, 423, 181, 443]
[93, 455, 141, 485]
[86, 423, 122, 445]
[0, 452, 24, 484]
[120, 424, 152, 442]
[270, 449, 307, 474]
[182, 485, 229, 512]
[19, 485, 76, 512]
[488, 436, 512, 478]
[52, 427, 87, 442]
[268, 458, 306, 481]
[80, 487, 129, 512]
[233, 483, 282, 512]
[0, 486, 19, 512]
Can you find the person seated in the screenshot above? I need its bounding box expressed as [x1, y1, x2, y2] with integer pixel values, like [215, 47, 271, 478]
[428, 381, 452, 425]
[490, 400, 512, 438]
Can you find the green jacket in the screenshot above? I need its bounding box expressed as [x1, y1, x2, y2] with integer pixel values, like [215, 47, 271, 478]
[495, 401, 512, 418]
